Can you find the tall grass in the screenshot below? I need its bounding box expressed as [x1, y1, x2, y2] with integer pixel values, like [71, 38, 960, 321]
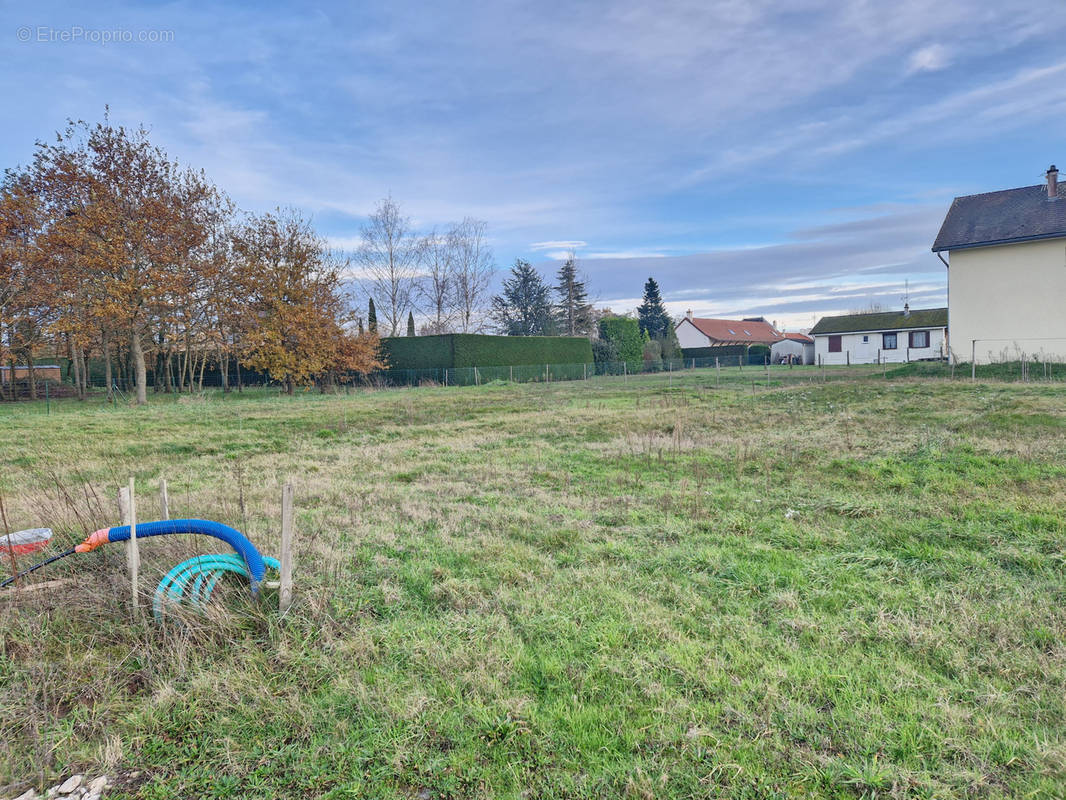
[1, 370, 1064, 798]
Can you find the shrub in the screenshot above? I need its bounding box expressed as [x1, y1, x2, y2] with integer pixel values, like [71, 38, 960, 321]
[642, 339, 664, 372]
[748, 345, 771, 364]
[592, 338, 619, 364]
[598, 317, 643, 366]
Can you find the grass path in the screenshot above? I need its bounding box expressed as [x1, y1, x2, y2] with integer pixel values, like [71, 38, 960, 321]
[1, 371, 1064, 798]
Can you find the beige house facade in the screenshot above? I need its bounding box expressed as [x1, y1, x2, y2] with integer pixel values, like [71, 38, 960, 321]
[933, 166, 1066, 363]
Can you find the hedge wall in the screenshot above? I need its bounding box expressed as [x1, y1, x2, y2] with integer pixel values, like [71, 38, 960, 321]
[382, 334, 593, 370]
[598, 317, 643, 365]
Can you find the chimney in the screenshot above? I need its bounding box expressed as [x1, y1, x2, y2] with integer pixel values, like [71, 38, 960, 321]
[686, 309, 694, 321]
[1048, 165, 1059, 200]
[903, 302, 910, 318]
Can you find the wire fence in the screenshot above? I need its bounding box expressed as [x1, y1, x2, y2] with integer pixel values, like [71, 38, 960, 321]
[3, 347, 1066, 410]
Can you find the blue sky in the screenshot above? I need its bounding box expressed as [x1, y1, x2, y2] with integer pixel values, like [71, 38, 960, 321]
[4, 0, 1065, 329]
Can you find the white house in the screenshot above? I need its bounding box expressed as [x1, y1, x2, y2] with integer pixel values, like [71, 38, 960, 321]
[675, 311, 783, 349]
[770, 332, 814, 365]
[932, 165, 1066, 363]
[810, 307, 947, 365]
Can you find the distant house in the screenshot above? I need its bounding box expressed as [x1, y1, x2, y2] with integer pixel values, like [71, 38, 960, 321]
[675, 311, 783, 350]
[0, 364, 61, 384]
[932, 165, 1066, 363]
[771, 332, 814, 365]
[809, 308, 947, 364]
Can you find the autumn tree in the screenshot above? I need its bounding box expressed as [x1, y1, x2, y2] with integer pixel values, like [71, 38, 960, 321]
[235, 209, 382, 393]
[23, 118, 219, 404]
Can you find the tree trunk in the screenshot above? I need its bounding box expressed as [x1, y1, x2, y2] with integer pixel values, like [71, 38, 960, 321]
[218, 344, 229, 392]
[27, 358, 37, 401]
[70, 345, 83, 401]
[103, 333, 114, 402]
[131, 329, 148, 405]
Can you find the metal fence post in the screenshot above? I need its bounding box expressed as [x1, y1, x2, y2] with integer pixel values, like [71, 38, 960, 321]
[971, 340, 976, 382]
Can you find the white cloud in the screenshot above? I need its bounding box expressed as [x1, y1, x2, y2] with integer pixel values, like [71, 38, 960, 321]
[907, 44, 951, 75]
[530, 240, 588, 251]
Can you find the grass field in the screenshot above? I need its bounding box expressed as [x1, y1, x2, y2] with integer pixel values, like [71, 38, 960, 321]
[1, 367, 1064, 798]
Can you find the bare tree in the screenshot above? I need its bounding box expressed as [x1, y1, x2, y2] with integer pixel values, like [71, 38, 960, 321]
[448, 217, 494, 333]
[417, 228, 454, 334]
[357, 196, 421, 336]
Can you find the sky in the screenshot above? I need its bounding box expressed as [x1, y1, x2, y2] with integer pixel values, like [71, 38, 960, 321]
[3, 0, 1065, 330]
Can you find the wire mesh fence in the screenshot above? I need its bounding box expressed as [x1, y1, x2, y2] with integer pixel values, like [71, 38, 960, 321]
[3, 346, 1066, 410]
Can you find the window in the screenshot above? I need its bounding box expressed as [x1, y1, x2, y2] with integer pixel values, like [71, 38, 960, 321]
[909, 330, 929, 349]
[743, 329, 751, 336]
[862, 335, 869, 343]
[728, 329, 736, 335]
[828, 335, 842, 353]
[882, 332, 897, 350]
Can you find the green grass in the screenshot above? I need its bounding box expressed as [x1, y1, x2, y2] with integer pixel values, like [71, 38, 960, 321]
[1, 368, 1064, 798]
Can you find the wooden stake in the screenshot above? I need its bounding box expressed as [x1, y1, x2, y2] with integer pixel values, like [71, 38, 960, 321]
[159, 478, 170, 520]
[119, 481, 139, 610]
[279, 482, 295, 614]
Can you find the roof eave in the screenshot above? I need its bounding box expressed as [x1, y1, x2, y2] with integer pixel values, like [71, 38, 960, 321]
[932, 229, 1066, 253]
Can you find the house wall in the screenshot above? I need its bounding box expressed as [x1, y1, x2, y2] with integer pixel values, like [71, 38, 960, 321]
[0, 365, 62, 383]
[948, 238, 1066, 363]
[770, 340, 813, 365]
[675, 319, 710, 349]
[813, 328, 946, 365]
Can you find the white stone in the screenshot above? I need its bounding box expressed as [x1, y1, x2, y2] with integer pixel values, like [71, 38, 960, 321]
[57, 776, 83, 795]
[14, 789, 40, 800]
[87, 778, 107, 795]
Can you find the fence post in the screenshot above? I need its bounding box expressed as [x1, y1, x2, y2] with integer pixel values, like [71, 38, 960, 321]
[160, 478, 169, 520]
[583, 363, 587, 381]
[715, 357, 720, 387]
[623, 361, 627, 383]
[119, 480, 139, 611]
[971, 340, 976, 381]
[545, 364, 549, 383]
[846, 350, 850, 367]
[279, 481, 294, 614]
[510, 365, 514, 383]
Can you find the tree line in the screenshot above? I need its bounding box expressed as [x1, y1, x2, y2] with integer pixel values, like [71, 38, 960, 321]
[2, 115, 682, 403]
[0, 117, 386, 403]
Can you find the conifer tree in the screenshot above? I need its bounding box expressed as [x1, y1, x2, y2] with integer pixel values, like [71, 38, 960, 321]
[367, 298, 378, 333]
[407, 311, 415, 336]
[491, 259, 555, 335]
[637, 277, 672, 340]
[554, 254, 594, 336]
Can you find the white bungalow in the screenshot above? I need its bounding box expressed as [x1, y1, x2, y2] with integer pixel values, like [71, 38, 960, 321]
[810, 307, 947, 365]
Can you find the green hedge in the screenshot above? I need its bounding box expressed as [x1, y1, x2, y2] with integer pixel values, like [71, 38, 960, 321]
[598, 317, 643, 365]
[382, 334, 593, 370]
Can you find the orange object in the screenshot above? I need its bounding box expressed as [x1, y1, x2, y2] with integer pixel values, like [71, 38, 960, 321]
[75, 528, 112, 553]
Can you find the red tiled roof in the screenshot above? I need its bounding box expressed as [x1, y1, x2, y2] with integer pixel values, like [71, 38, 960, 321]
[782, 332, 813, 343]
[684, 317, 783, 345]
